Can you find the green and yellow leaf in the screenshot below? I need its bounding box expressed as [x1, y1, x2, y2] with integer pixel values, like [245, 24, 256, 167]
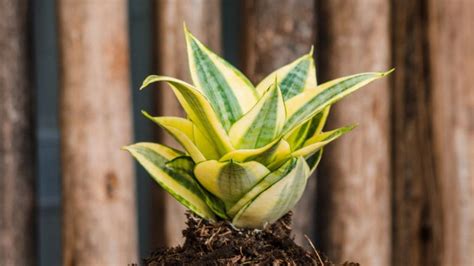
[256, 48, 316, 100]
[291, 125, 356, 158]
[220, 138, 291, 169]
[226, 158, 298, 218]
[166, 156, 228, 219]
[232, 157, 310, 228]
[140, 75, 233, 155]
[305, 148, 323, 176]
[228, 81, 286, 149]
[142, 112, 219, 162]
[194, 160, 270, 207]
[285, 107, 330, 150]
[185, 27, 258, 130]
[283, 70, 393, 133]
[123, 143, 216, 220]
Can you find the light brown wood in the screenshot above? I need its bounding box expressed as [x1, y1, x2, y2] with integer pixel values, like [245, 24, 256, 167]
[315, 1, 391, 265]
[153, 0, 221, 247]
[0, 1, 36, 265]
[57, 1, 138, 265]
[391, 1, 442, 265]
[242, 0, 316, 246]
[428, 1, 474, 265]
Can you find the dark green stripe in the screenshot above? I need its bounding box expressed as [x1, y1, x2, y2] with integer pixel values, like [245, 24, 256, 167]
[217, 162, 256, 203]
[306, 148, 323, 173]
[289, 111, 323, 150]
[133, 146, 201, 195]
[236, 158, 302, 220]
[239, 85, 280, 149]
[134, 145, 228, 218]
[280, 59, 310, 100]
[283, 73, 374, 133]
[272, 160, 306, 216]
[190, 39, 241, 130]
[246, 139, 284, 166]
[234, 158, 297, 215]
[174, 84, 228, 155]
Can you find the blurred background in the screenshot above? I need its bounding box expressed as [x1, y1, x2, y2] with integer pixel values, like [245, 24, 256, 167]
[0, 0, 472, 265]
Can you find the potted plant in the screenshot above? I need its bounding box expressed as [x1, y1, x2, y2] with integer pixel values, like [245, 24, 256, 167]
[124, 26, 392, 265]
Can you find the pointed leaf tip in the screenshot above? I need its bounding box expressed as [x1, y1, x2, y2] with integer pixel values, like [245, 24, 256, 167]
[383, 68, 395, 76]
[183, 21, 188, 32]
[345, 124, 358, 132]
[309, 45, 314, 56]
[141, 110, 151, 117]
[121, 145, 130, 152]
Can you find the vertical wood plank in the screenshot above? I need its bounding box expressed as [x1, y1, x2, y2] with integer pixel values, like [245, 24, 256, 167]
[242, 0, 316, 245]
[58, 0, 138, 264]
[0, 0, 36, 265]
[153, 0, 221, 247]
[428, 1, 474, 265]
[315, 1, 391, 265]
[391, 0, 442, 265]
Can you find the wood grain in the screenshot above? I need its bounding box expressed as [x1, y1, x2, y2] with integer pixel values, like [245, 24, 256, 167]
[315, 1, 391, 265]
[242, 0, 316, 246]
[57, 1, 138, 264]
[391, 0, 442, 265]
[0, 0, 36, 265]
[153, 0, 221, 247]
[427, 1, 474, 265]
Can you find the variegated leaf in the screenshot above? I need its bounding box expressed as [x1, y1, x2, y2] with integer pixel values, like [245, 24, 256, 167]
[185, 27, 258, 130]
[232, 157, 310, 228]
[140, 75, 233, 155]
[291, 125, 356, 158]
[226, 158, 299, 218]
[283, 70, 393, 134]
[256, 48, 316, 100]
[285, 107, 330, 151]
[228, 81, 286, 149]
[123, 143, 216, 220]
[166, 156, 228, 219]
[142, 112, 219, 162]
[220, 138, 291, 169]
[305, 148, 323, 176]
[194, 160, 270, 207]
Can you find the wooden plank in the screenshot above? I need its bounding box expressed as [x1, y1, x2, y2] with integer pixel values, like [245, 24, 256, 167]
[0, 1, 36, 265]
[153, 0, 221, 247]
[315, 1, 391, 265]
[242, 0, 316, 245]
[391, 1, 442, 265]
[427, 1, 474, 265]
[57, 1, 138, 264]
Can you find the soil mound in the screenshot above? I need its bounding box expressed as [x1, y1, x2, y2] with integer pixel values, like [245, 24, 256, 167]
[144, 212, 358, 265]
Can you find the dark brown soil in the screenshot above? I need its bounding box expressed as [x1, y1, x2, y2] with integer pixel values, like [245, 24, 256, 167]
[144, 212, 359, 265]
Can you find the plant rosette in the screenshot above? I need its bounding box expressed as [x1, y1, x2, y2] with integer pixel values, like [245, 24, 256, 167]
[124, 25, 392, 229]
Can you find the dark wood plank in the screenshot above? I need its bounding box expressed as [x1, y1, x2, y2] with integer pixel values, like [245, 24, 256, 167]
[0, 0, 36, 265]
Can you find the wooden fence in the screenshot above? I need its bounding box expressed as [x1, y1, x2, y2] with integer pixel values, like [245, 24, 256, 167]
[0, 0, 472, 265]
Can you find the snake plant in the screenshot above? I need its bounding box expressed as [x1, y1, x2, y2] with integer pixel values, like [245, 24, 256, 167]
[124, 27, 392, 228]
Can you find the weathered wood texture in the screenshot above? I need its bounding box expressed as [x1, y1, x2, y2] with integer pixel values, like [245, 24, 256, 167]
[315, 1, 391, 265]
[153, 0, 221, 247]
[427, 1, 474, 265]
[391, 1, 442, 265]
[242, 0, 316, 246]
[57, 1, 138, 265]
[0, 0, 36, 265]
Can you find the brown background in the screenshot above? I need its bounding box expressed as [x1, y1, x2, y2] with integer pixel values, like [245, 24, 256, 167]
[0, 0, 472, 265]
